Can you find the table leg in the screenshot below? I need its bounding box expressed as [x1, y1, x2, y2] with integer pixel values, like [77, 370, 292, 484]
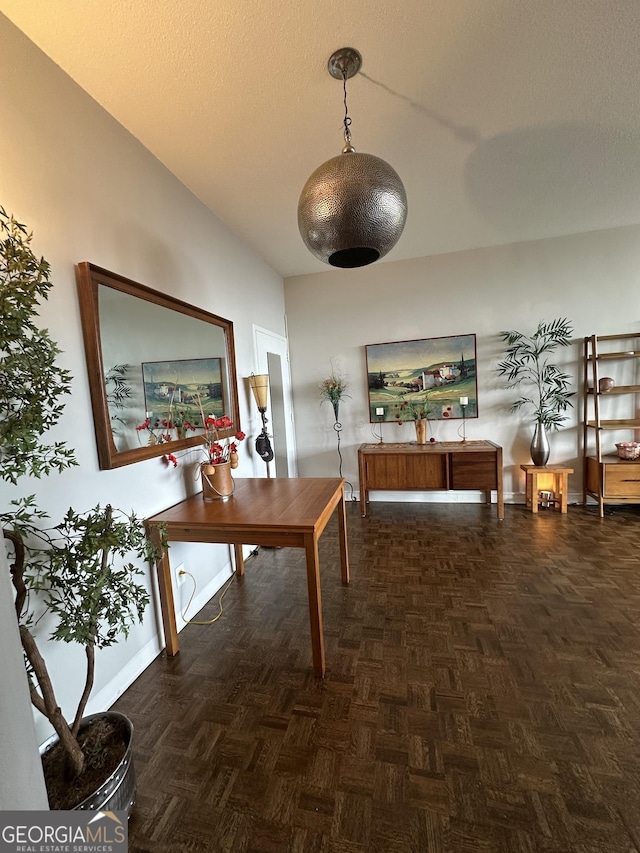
[527, 471, 538, 512]
[358, 453, 368, 517]
[304, 533, 325, 678]
[496, 447, 504, 520]
[559, 474, 569, 513]
[149, 524, 179, 656]
[337, 492, 350, 585]
[234, 543, 245, 577]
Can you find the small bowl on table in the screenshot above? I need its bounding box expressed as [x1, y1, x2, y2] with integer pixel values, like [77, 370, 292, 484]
[616, 442, 640, 460]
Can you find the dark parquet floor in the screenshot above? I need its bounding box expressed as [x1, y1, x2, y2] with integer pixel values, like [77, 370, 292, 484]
[114, 500, 640, 853]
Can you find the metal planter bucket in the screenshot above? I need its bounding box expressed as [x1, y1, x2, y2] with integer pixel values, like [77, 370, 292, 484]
[201, 461, 234, 501]
[40, 711, 136, 814]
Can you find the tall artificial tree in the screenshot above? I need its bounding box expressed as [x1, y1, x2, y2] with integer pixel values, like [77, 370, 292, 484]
[0, 206, 159, 806]
[0, 206, 76, 484]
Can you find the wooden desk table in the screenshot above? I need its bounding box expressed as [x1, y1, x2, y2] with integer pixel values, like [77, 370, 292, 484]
[145, 478, 349, 677]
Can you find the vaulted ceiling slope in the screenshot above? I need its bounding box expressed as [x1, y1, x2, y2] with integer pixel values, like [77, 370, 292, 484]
[2, 1, 640, 278]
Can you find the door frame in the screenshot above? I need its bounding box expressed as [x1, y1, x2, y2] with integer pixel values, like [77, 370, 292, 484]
[252, 325, 298, 477]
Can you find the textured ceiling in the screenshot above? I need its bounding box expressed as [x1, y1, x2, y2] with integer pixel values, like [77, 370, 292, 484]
[2, 0, 640, 278]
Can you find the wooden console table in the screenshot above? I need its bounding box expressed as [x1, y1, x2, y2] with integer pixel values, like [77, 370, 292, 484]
[145, 478, 349, 677]
[358, 441, 504, 520]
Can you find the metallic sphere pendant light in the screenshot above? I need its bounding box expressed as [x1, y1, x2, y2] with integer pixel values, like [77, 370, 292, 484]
[298, 48, 408, 268]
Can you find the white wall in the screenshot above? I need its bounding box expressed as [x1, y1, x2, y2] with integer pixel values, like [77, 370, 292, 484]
[0, 13, 285, 803]
[284, 226, 640, 503]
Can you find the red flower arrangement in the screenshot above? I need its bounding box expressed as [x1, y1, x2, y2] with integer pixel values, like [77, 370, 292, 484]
[135, 416, 172, 445]
[392, 391, 436, 424]
[163, 410, 198, 437]
[203, 414, 246, 467]
[136, 412, 197, 445]
[137, 405, 245, 470]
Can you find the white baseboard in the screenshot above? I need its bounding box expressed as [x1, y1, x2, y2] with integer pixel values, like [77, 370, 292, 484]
[87, 561, 235, 719]
[354, 490, 585, 508]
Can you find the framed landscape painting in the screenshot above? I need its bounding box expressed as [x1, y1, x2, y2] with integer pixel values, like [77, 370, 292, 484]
[365, 334, 478, 422]
[142, 357, 224, 422]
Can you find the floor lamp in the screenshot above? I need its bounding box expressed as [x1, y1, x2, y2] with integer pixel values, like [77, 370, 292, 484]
[249, 373, 274, 476]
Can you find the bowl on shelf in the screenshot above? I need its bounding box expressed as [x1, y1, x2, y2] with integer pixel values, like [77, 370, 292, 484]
[615, 442, 640, 460]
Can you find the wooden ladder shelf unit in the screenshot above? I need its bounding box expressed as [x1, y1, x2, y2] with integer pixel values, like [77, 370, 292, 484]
[583, 332, 640, 517]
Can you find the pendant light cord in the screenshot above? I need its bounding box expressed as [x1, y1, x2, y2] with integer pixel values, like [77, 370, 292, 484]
[342, 70, 353, 147]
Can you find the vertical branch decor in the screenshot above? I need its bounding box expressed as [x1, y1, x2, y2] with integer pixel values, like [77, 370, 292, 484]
[319, 369, 350, 478]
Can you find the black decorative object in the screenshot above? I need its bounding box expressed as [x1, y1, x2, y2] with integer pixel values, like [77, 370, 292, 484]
[249, 373, 274, 473]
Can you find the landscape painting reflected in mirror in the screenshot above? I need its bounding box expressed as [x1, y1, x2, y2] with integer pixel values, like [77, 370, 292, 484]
[142, 357, 224, 425]
[365, 334, 478, 422]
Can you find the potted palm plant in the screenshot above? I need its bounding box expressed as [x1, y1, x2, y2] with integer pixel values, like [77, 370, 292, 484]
[0, 204, 159, 811]
[497, 318, 575, 466]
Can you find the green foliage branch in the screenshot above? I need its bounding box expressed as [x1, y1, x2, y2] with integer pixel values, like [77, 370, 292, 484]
[0, 206, 76, 483]
[105, 363, 132, 432]
[497, 318, 575, 429]
[394, 389, 438, 422]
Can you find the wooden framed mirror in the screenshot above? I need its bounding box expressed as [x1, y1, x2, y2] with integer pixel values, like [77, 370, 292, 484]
[76, 262, 240, 470]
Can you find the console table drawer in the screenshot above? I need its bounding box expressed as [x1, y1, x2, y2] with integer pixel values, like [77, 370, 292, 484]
[364, 454, 447, 490]
[450, 452, 498, 490]
[603, 463, 640, 497]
